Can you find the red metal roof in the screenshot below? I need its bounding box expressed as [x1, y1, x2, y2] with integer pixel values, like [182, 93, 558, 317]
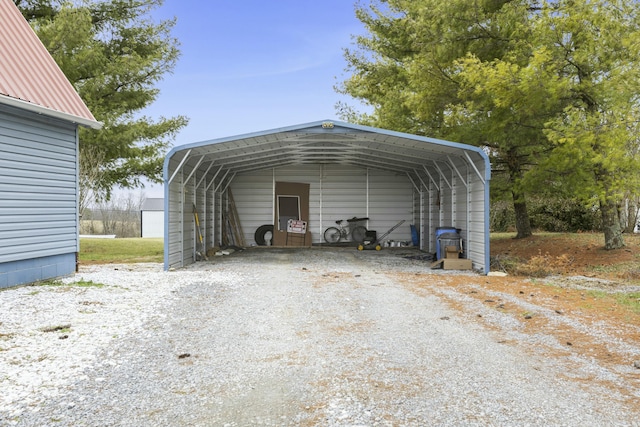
[0, 0, 100, 128]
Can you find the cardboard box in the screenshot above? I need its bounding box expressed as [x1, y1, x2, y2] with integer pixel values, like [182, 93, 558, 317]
[443, 258, 472, 270]
[445, 245, 459, 259]
[273, 230, 312, 247]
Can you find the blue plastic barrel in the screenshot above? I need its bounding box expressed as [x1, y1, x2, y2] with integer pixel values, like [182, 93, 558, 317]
[410, 224, 419, 246]
[435, 227, 460, 259]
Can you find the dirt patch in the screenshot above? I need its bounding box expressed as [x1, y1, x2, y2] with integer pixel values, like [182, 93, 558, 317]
[393, 272, 640, 404]
[491, 232, 640, 280]
[385, 233, 640, 405]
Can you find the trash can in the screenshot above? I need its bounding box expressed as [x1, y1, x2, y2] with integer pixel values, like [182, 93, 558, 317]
[436, 227, 460, 260]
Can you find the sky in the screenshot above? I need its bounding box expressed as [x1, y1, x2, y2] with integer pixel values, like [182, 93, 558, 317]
[146, 0, 368, 145]
[134, 0, 369, 198]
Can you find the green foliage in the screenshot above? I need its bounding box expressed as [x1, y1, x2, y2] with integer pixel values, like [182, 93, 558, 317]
[14, 0, 57, 20]
[491, 197, 601, 233]
[529, 199, 601, 233]
[17, 0, 188, 199]
[338, 0, 557, 238]
[527, 0, 640, 248]
[339, 0, 640, 247]
[489, 200, 516, 233]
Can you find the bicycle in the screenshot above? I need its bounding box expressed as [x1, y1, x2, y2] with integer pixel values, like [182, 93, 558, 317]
[323, 217, 368, 244]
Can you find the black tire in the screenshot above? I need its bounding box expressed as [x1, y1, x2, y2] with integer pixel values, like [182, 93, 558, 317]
[254, 224, 274, 246]
[323, 227, 341, 244]
[351, 225, 367, 244]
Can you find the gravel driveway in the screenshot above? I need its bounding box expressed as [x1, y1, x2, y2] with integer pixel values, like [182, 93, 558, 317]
[1, 247, 638, 426]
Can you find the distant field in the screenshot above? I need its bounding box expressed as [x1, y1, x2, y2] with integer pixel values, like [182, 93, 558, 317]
[79, 238, 163, 264]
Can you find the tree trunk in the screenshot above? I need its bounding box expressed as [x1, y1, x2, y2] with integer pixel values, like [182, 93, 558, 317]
[512, 189, 532, 239]
[506, 150, 532, 239]
[623, 199, 638, 234]
[600, 199, 624, 249]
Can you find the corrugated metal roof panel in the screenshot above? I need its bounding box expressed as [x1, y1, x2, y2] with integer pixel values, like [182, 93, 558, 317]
[0, 0, 99, 128]
[141, 198, 164, 211]
[167, 120, 491, 181]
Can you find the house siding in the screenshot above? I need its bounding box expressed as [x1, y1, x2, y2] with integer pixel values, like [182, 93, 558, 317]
[0, 105, 78, 287]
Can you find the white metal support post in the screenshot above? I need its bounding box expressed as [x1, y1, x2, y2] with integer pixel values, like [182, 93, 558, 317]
[319, 165, 323, 241]
[452, 169, 457, 230]
[366, 168, 370, 222]
[192, 173, 197, 262]
[217, 191, 223, 247]
[211, 190, 216, 248]
[272, 169, 276, 227]
[179, 170, 185, 267]
[466, 166, 471, 258]
[420, 187, 425, 251]
[429, 178, 435, 252]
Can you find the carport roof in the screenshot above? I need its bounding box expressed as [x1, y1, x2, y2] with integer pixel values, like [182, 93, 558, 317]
[165, 120, 491, 184]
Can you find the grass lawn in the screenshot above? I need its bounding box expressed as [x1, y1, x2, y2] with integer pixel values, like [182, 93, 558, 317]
[79, 238, 163, 264]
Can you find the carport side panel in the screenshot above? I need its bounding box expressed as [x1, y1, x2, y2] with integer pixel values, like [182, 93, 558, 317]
[453, 168, 469, 252]
[230, 170, 275, 246]
[464, 179, 488, 273]
[165, 167, 193, 269]
[420, 170, 488, 272]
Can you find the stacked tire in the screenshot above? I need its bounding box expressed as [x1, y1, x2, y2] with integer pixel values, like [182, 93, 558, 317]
[254, 224, 274, 246]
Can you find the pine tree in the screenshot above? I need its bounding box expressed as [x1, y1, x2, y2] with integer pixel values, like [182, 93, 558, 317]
[16, 0, 188, 201]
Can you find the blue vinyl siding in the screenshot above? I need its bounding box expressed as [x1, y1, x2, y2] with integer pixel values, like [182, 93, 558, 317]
[0, 105, 79, 286]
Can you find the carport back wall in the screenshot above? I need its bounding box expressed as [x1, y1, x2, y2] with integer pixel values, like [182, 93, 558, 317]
[230, 165, 414, 247]
[167, 161, 481, 265]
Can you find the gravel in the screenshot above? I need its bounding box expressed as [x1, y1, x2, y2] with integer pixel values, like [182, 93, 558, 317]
[1, 247, 638, 426]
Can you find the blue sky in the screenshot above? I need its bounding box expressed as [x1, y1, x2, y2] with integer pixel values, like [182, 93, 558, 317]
[147, 0, 368, 146]
[135, 0, 369, 198]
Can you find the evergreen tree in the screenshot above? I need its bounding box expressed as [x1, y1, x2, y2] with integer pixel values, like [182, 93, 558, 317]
[339, 0, 543, 238]
[531, 0, 640, 249]
[16, 0, 188, 202]
[339, 0, 640, 248]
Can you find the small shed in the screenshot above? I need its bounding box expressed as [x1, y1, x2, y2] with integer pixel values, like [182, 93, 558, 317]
[141, 198, 164, 238]
[0, 0, 101, 288]
[164, 120, 491, 273]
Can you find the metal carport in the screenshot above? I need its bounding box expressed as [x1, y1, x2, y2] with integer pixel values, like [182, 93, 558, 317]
[163, 120, 491, 273]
